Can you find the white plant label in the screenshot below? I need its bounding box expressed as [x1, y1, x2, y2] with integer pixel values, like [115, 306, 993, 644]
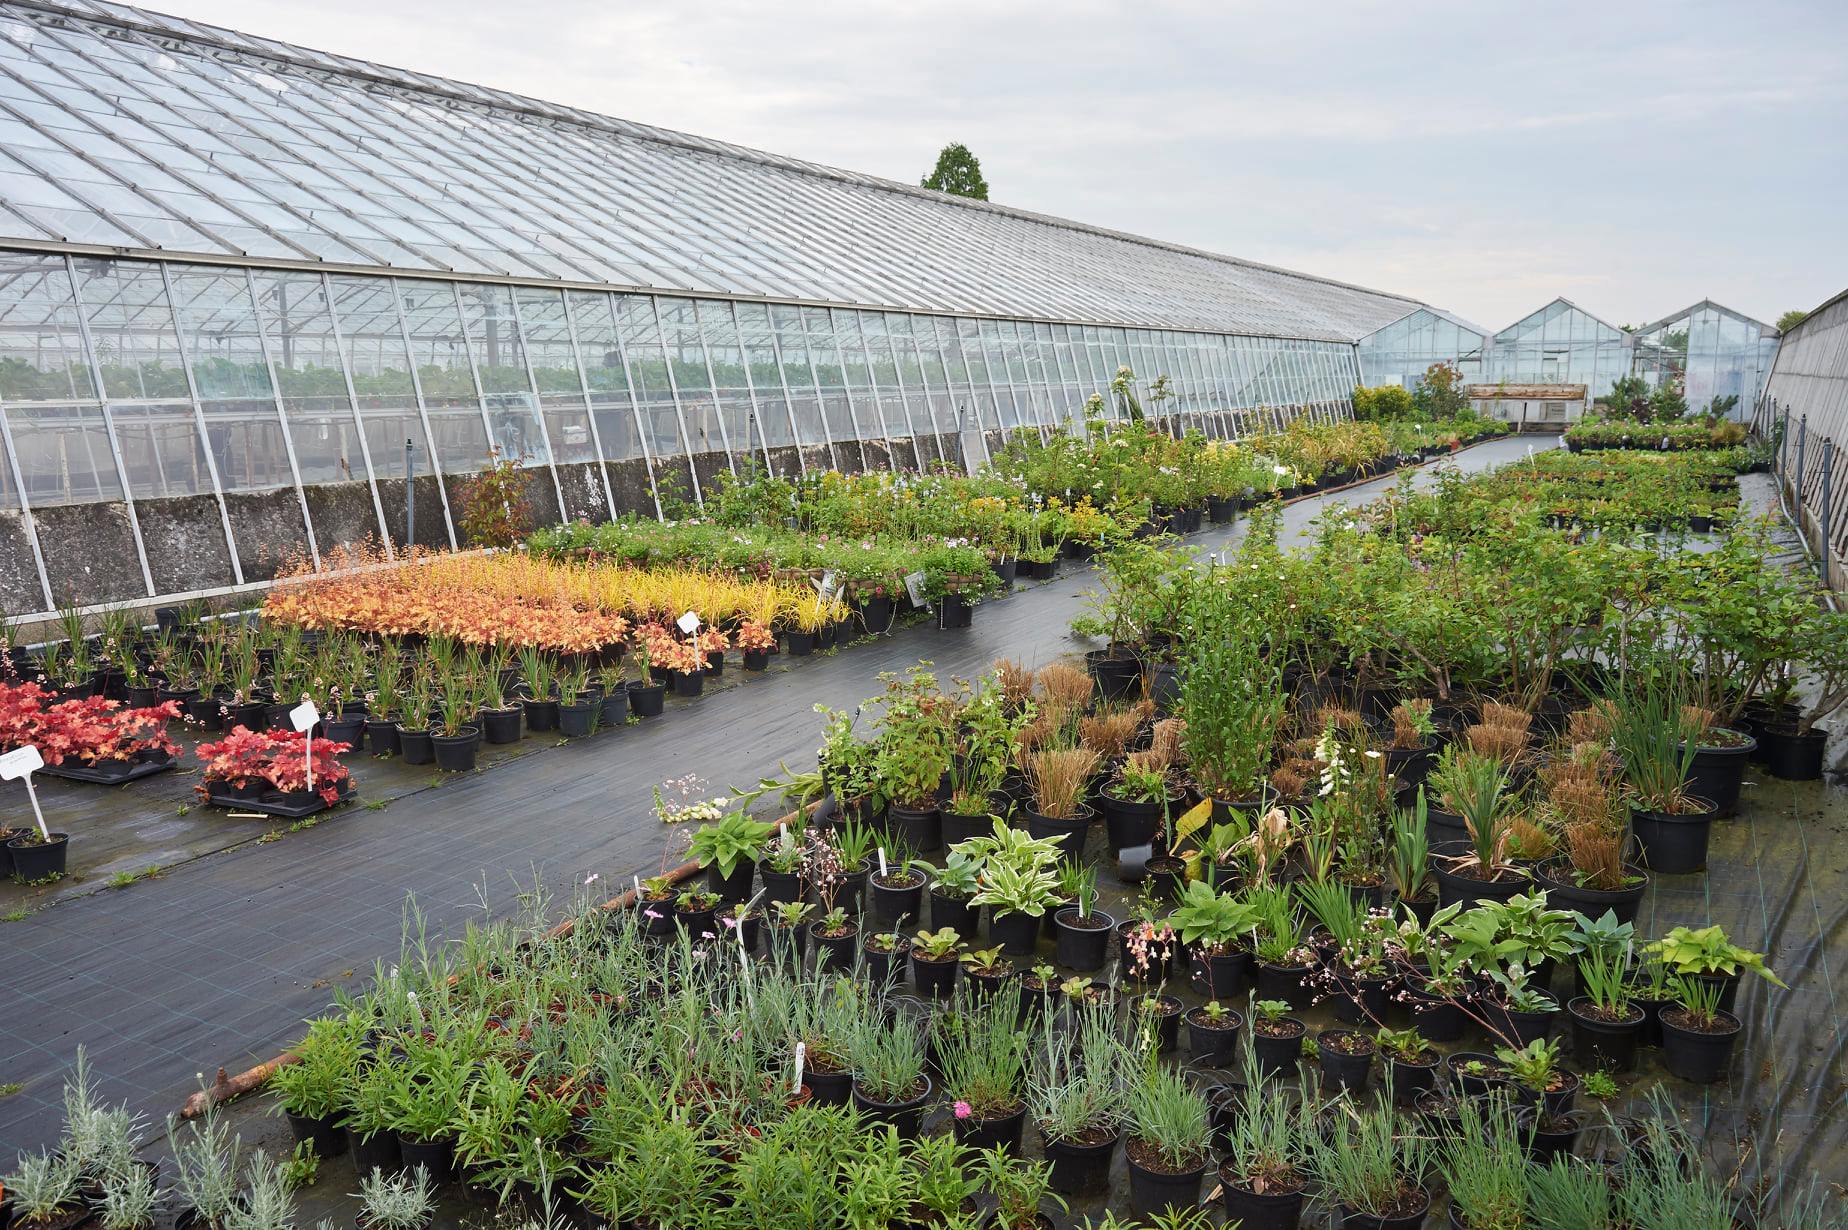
[877, 847, 888, 877]
[677, 610, 702, 635]
[903, 570, 928, 608]
[0, 744, 48, 839]
[792, 1041, 806, 1093]
[290, 700, 320, 792]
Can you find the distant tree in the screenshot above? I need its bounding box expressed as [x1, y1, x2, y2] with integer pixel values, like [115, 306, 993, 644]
[1410, 361, 1468, 419]
[921, 143, 989, 201]
[1778, 309, 1810, 333]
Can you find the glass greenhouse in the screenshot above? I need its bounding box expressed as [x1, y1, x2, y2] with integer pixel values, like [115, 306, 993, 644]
[0, 0, 1446, 615]
[1355, 306, 1489, 389]
[1633, 300, 1781, 417]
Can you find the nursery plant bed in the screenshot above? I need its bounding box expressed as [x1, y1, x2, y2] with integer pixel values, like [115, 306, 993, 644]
[203, 782, 357, 818]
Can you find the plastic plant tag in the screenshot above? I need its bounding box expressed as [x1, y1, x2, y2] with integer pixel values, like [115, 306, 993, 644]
[793, 1041, 806, 1093]
[0, 745, 49, 840]
[904, 571, 928, 608]
[289, 700, 320, 733]
[677, 610, 702, 635]
[877, 847, 888, 877]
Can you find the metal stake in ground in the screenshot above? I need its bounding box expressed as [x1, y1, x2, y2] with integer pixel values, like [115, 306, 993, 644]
[0, 744, 48, 838]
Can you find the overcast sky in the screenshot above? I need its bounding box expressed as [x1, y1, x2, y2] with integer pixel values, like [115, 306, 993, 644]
[155, 0, 1844, 331]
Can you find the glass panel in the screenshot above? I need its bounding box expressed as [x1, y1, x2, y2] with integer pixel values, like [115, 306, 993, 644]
[253, 270, 365, 487]
[6, 403, 120, 505]
[697, 298, 758, 462]
[397, 279, 489, 475]
[734, 302, 792, 451]
[771, 304, 823, 454]
[69, 256, 189, 400]
[515, 285, 595, 464]
[804, 306, 857, 446]
[656, 296, 723, 459]
[565, 290, 643, 464]
[326, 273, 429, 481]
[0, 251, 97, 402]
[616, 294, 687, 461]
[457, 281, 548, 464]
[166, 265, 292, 493]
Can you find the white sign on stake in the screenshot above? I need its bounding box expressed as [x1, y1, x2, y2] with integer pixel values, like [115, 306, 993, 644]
[877, 847, 888, 878]
[792, 1041, 806, 1094]
[677, 610, 702, 636]
[0, 744, 48, 840]
[903, 570, 928, 609]
[290, 700, 320, 792]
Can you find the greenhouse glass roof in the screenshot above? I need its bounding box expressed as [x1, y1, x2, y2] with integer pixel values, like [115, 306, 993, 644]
[0, 0, 1431, 342]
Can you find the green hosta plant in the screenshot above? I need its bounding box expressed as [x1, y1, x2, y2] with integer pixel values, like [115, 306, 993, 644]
[912, 927, 963, 961]
[1166, 880, 1258, 953]
[955, 818, 1064, 918]
[687, 811, 776, 879]
[1646, 924, 1786, 987]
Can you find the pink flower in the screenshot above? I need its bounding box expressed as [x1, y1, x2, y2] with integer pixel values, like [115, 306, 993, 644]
[953, 1100, 973, 1120]
[721, 915, 739, 930]
[643, 908, 661, 920]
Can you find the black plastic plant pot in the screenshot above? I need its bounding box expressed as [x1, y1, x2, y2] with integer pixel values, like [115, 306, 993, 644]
[523, 698, 559, 733]
[347, 1127, 400, 1176]
[1199, 948, 1253, 1000]
[1255, 960, 1316, 1012]
[936, 595, 974, 629]
[1631, 801, 1716, 875]
[1681, 733, 1757, 817]
[397, 729, 435, 766]
[1337, 1188, 1430, 1230]
[1099, 790, 1165, 853]
[1053, 907, 1115, 971]
[706, 859, 755, 904]
[1519, 1109, 1589, 1165]
[1208, 495, 1237, 524]
[1405, 985, 1464, 1042]
[1424, 806, 1470, 849]
[1659, 1009, 1741, 1083]
[989, 908, 1041, 956]
[1187, 1008, 1243, 1062]
[950, 1103, 1026, 1155]
[1125, 1148, 1207, 1220]
[805, 1065, 852, 1106]
[911, 951, 959, 998]
[810, 922, 859, 973]
[1135, 995, 1184, 1052]
[1431, 844, 1531, 908]
[869, 871, 926, 928]
[1446, 1053, 1508, 1098]
[671, 670, 705, 698]
[1331, 972, 1392, 1025]
[1758, 723, 1825, 780]
[1387, 1052, 1440, 1104]
[599, 688, 630, 727]
[558, 700, 597, 737]
[629, 682, 667, 717]
[8, 833, 68, 882]
[321, 714, 366, 750]
[741, 649, 770, 671]
[1024, 804, 1092, 864]
[364, 719, 400, 758]
[396, 1135, 453, 1184]
[1086, 650, 1143, 703]
[837, 862, 869, 915]
[1317, 1029, 1375, 1093]
[761, 868, 805, 906]
[1534, 861, 1648, 926]
[851, 1074, 932, 1140]
[675, 903, 716, 939]
[430, 728, 480, 772]
[285, 1111, 346, 1157]
[1484, 998, 1557, 1048]
[1220, 1172, 1306, 1230]
[858, 595, 896, 635]
[1567, 997, 1644, 1072]
[930, 888, 977, 935]
[939, 807, 990, 848]
[786, 630, 817, 656]
[1252, 1021, 1305, 1078]
[889, 803, 942, 853]
[763, 920, 808, 962]
[1044, 1131, 1118, 1196]
[705, 652, 725, 677]
[475, 706, 521, 744]
[861, 940, 907, 988]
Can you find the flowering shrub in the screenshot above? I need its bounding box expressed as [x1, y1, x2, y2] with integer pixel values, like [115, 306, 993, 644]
[195, 725, 351, 805]
[0, 682, 180, 766]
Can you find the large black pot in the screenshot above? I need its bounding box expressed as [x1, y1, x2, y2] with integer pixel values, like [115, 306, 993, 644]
[890, 803, 942, 853]
[347, 1128, 400, 1175]
[949, 1103, 1026, 1155]
[1431, 843, 1530, 907]
[1099, 788, 1170, 853]
[911, 951, 958, 998]
[320, 714, 365, 751]
[930, 887, 977, 936]
[851, 1075, 933, 1139]
[869, 870, 926, 928]
[431, 728, 480, 772]
[1220, 1171, 1306, 1230]
[858, 595, 896, 635]
[398, 728, 435, 766]
[940, 807, 991, 848]
[478, 705, 523, 744]
[364, 719, 400, 758]
[523, 698, 559, 733]
[1087, 650, 1143, 703]
[1533, 860, 1649, 926]
[760, 867, 805, 906]
[1631, 799, 1716, 875]
[936, 595, 974, 629]
[1659, 1009, 1740, 1083]
[1023, 803, 1091, 863]
[1053, 907, 1115, 971]
[1125, 1149, 1206, 1220]
[1758, 723, 1825, 780]
[1255, 960, 1316, 1012]
[671, 670, 705, 698]
[285, 1110, 346, 1157]
[989, 909, 1042, 956]
[558, 699, 597, 737]
[707, 858, 755, 904]
[629, 682, 667, 717]
[1681, 732, 1756, 817]
[786, 630, 817, 656]
[1044, 1131, 1117, 1197]
[7, 833, 68, 882]
[1251, 1021, 1305, 1077]
[1566, 997, 1644, 1072]
[599, 686, 630, 728]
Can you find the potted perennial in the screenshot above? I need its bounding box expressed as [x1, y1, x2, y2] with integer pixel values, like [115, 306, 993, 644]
[1051, 862, 1114, 971]
[958, 819, 1064, 955]
[1028, 1004, 1129, 1196]
[1305, 1097, 1432, 1230]
[938, 983, 1030, 1153]
[1166, 879, 1258, 1000]
[1123, 1057, 1214, 1219]
[910, 926, 962, 998]
[686, 809, 774, 903]
[1217, 1050, 1308, 1230]
[1613, 683, 1715, 874]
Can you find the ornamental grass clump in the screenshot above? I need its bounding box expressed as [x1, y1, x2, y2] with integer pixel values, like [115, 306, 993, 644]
[1028, 747, 1100, 819]
[1124, 1055, 1212, 1175]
